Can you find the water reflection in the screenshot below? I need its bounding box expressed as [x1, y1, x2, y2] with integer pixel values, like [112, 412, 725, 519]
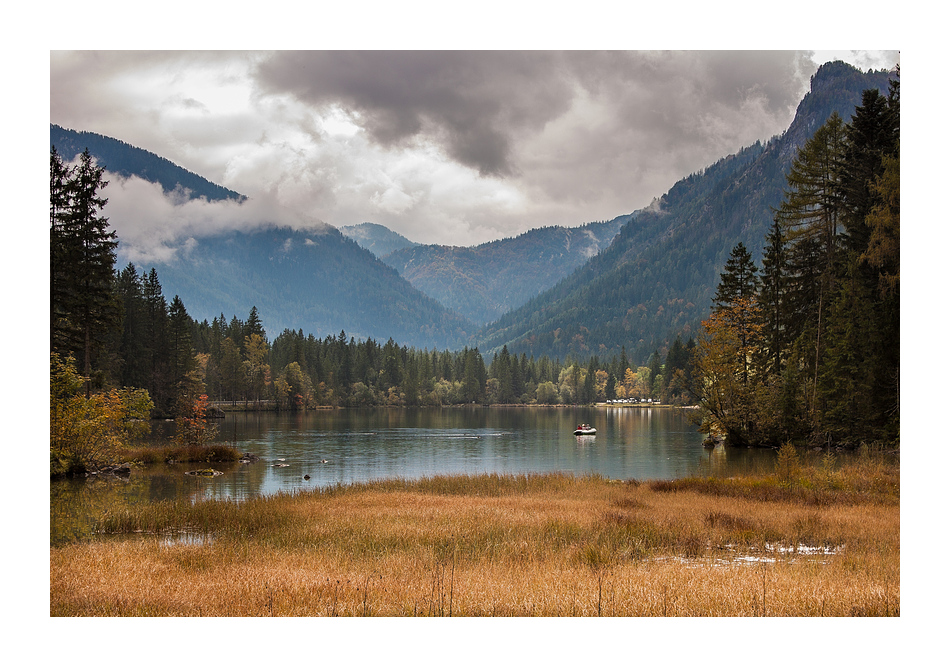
[52, 407, 783, 544]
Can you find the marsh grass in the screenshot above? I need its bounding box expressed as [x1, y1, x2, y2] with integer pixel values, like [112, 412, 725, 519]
[51, 457, 898, 617]
[122, 442, 242, 465]
[649, 449, 899, 507]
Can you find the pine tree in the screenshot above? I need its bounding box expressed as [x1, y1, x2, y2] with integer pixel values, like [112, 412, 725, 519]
[402, 354, 420, 406]
[839, 88, 900, 258]
[381, 338, 404, 391]
[758, 221, 791, 377]
[73, 150, 119, 384]
[50, 148, 119, 393]
[776, 114, 846, 422]
[861, 148, 900, 439]
[460, 348, 486, 403]
[582, 358, 598, 404]
[712, 243, 760, 385]
[168, 296, 197, 400]
[778, 113, 846, 276]
[115, 263, 148, 389]
[662, 337, 691, 404]
[218, 337, 244, 403]
[712, 242, 759, 313]
[817, 263, 879, 442]
[243, 306, 266, 341]
[50, 147, 74, 352]
[648, 350, 662, 397]
[617, 346, 629, 381]
[141, 268, 171, 412]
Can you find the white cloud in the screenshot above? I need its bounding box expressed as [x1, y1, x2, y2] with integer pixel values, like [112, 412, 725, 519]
[51, 50, 897, 253]
[103, 172, 324, 265]
[810, 50, 899, 72]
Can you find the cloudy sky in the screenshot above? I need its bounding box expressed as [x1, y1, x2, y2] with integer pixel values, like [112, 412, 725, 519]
[50, 49, 898, 263]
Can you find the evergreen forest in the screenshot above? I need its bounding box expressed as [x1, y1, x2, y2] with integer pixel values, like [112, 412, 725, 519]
[692, 80, 899, 447]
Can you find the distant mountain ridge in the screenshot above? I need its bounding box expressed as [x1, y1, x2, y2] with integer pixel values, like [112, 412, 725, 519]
[378, 216, 631, 325]
[148, 225, 475, 348]
[50, 124, 245, 203]
[50, 125, 475, 349]
[474, 61, 897, 362]
[341, 222, 419, 257]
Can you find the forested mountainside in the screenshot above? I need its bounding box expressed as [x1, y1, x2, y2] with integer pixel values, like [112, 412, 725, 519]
[50, 126, 477, 350]
[475, 62, 897, 364]
[380, 216, 631, 325]
[141, 225, 475, 349]
[50, 124, 245, 202]
[341, 222, 419, 257]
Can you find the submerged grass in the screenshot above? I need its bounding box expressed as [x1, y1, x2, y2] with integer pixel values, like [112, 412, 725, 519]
[51, 454, 899, 616]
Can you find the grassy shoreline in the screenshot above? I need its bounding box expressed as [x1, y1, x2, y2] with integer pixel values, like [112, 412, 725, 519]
[50, 451, 898, 617]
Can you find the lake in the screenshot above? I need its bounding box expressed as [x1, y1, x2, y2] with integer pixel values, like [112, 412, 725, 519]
[51, 406, 778, 544]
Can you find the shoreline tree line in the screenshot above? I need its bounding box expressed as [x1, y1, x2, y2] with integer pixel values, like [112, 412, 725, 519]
[692, 78, 899, 448]
[101, 265, 697, 412]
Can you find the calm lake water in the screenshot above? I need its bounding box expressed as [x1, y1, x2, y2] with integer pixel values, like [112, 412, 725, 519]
[51, 406, 778, 544]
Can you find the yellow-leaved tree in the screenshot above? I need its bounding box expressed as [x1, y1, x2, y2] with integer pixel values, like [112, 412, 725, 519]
[50, 353, 153, 475]
[692, 298, 765, 446]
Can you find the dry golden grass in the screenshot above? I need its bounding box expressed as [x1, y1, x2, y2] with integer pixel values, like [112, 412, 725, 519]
[50, 456, 899, 617]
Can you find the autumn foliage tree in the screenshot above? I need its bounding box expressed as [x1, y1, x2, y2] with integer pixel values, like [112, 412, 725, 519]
[50, 352, 153, 475]
[174, 394, 218, 447]
[693, 298, 766, 445]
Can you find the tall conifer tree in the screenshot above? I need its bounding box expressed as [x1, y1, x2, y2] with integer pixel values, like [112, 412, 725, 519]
[116, 263, 148, 389]
[758, 221, 791, 377]
[50, 147, 74, 352]
[50, 148, 119, 392]
[712, 242, 760, 385]
[839, 88, 900, 258]
[777, 114, 846, 421]
[712, 242, 759, 313]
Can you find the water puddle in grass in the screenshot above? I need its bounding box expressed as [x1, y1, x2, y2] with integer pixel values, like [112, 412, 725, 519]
[159, 531, 214, 547]
[100, 530, 214, 547]
[656, 543, 843, 567]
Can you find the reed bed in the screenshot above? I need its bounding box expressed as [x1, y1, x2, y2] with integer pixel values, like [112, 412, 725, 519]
[50, 459, 899, 617]
[121, 442, 243, 465]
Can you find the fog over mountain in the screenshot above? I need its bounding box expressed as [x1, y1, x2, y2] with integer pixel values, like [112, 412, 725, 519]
[49, 54, 899, 359]
[50, 51, 898, 251]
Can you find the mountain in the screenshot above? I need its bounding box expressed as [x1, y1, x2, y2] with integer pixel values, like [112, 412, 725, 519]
[50, 124, 245, 203]
[51, 61, 896, 360]
[474, 62, 897, 363]
[341, 222, 419, 257]
[379, 216, 631, 325]
[51, 125, 475, 349]
[144, 226, 475, 348]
